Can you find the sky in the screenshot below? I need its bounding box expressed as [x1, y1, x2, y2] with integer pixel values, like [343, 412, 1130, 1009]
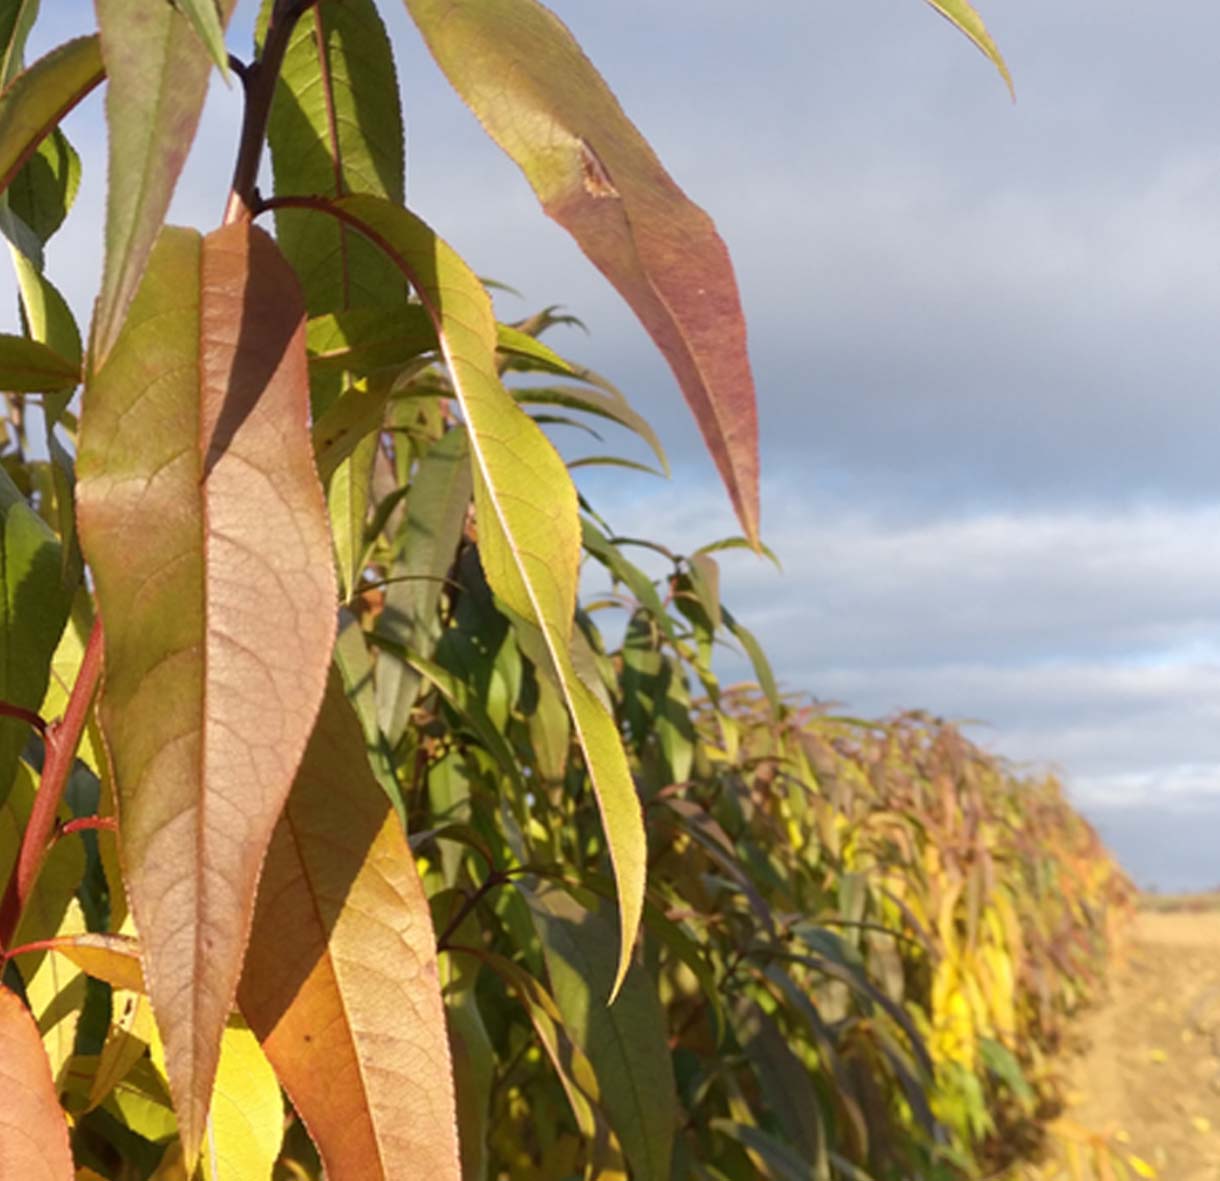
[25, 1, 1220, 890]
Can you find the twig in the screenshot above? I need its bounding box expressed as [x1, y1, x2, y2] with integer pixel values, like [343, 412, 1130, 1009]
[222, 0, 320, 225]
[0, 619, 104, 949]
[0, 702, 47, 737]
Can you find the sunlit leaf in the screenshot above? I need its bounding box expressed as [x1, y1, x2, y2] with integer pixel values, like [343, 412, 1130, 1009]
[514, 385, 667, 474]
[175, 0, 231, 77]
[87, 988, 156, 1112]
[92, 1, 234, 366]
[525, 882, 676, 1181]
[238, 670, 461, 1181]
[198, 1020, 284, 1181]
[22, 899, 86, 1086]
[0, 35, 102, 197]
[402, 0, 760, 544]
[920, 0, 1013, 97]
[293, 193, 645, 996]
[77, 222, 336, 1163]
[0, 983, 73, 1180]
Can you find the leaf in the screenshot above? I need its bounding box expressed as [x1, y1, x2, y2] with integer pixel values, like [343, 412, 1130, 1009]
[0, 0, 40, 88]
[92, 1, 234, 367]
[0, 465, 69, 804]
[374, 426, 472, 747]
[0, 332, 77, 390]
[709, 1120, 819, 1181]
[87, 987, 156, 1112]
[0, 35, 102, 197]
[402, 0, 760, 544]
[198, 1020, 284, 1181]
[920, 0, 1014, 97]
[525, 882, 676, 1181]
[513, 385, 668, 474]
[303, 193, 645, 997]
[328, 427, 376, 601]
[26, 932, 145, 993]
[306, 304, 435, 376]
[76, 222, 336, 1164]
[238, 670, 461, 1181]
[264, 0, 405, 315]
[7, 126, 80, 247]
[0, 983, 73, 1180]
[174, 0, 230, 77]
[722, 607, 780, 716]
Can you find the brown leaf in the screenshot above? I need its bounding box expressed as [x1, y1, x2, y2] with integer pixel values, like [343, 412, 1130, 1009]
[77, 222, 337, 1164]
[401, 0, 760, 543]
[239, 670, 461, 1181]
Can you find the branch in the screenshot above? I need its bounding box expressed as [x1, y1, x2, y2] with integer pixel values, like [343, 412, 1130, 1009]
[0, 701, 46, 738]
[223, 0, 319, 225]
[0, 619, 104, 949]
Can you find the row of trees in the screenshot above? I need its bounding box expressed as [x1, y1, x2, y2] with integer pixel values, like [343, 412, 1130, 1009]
[0, 1, 1135, 1179]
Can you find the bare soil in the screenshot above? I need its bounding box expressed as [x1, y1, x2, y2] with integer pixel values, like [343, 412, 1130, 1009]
[1039, 905, 1220, 1179]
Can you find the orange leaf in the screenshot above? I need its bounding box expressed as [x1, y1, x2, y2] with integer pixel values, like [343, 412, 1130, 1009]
[77, 222, 337, 1164]
[0, 984, 73, 1180]
[238, 671, 461, 1181]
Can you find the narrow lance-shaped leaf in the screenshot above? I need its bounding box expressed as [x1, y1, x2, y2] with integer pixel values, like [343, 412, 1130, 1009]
[238, 670, 462, 1181]
[919, 0, 1013, 97]
[297, 193, 646, 995]
[525, 882, 677, 1181]
[76, 222, 337, 1164]
[401, 0, 760, 545]
[91, 0, 234, 367]
[0, 34, 102, 196]
[0, 984, 73, 1180]
[263, 0, 405, 317]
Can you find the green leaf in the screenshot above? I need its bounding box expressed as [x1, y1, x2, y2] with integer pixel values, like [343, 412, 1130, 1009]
[301, 193, 646, 998]
[524, 882, 676, 1181]
[76, 223, 337, 1165]
[0, 465, 68, 804]
[0, 0, 40, 88]
[6, 126, 79, 248]
[328, 427, 376, 601]
[238, 670, 462, 1181]
[92, 2, 233, 367]
[513, 384, 668, 474]
[374, 426, 472, 747]
[920, 0, 1014, 97]
[402, 0, 760, 544]
[0, 332, 76, 390]
[306, 304, 435, 375]
[710, 1120, 820, 1181]
[0, 35, 101, 198]
[264, 0, 405, 315]
[730, 1000, 826, 1168]
[722, 606, 780, 717]
[174, 0, 231, 77]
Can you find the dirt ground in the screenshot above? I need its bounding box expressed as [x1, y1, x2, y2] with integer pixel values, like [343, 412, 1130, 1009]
[1038, 906, 1220, 1180]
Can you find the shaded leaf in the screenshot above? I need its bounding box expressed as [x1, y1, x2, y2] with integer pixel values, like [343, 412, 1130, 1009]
[92, 1, 233, 366]
[0, 332, 77, 390]
[76, 222, 336, 1162]
[710, 1120, 819, 1181]
[7, 126, 80, 247]
[0, 34, 101, 197]
[310, 193, 646, 995]
[238, 670, 461, 1181]
[0, 464, 69, 804]
[722, 606, 780, 716]
[0, 0, 40, 88]
[525, 882, 676, 1181]
[374, 425, 472, 747]
[0, 983, 73, 1179]
[920, 0, 1013, 97]
[87, 988, 156, 1112]
[402, 0, 760, 543]
[264, 0, 405, 315]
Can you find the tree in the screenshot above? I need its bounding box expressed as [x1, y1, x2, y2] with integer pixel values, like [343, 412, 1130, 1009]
[0, 3, 1138, 1180]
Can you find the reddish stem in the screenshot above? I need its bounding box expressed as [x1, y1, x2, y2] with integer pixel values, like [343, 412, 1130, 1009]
[0, 618, 104, 950]
[58, 816, 118, 839]
[0, 701, 47, 737]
